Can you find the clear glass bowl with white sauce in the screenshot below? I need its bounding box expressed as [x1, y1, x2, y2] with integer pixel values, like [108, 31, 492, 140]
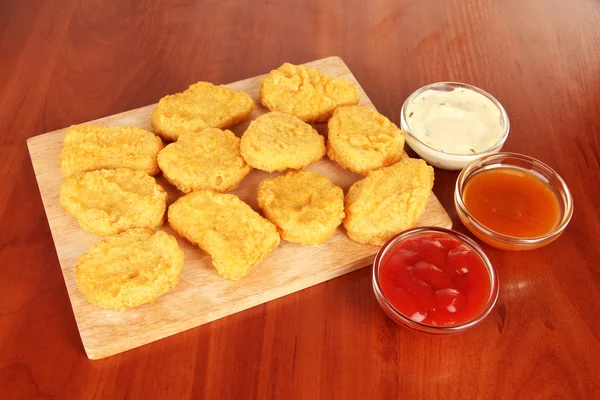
[400, 82, 510, 170]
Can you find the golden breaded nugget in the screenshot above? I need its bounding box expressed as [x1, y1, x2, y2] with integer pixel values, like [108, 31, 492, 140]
[327, 105, 406, 175]
[60, 125, 163, 177]
[258, 171, 345, 245]
[168, 191, 280, 280]
[151, 82, 254, 141]
[240, 112, 325, 172]
[259, 63, 360, 123]
[74, 229, 184, 310]
[158, 129, 251, 193]
[60, 168, 167, 236]
[343, 159, 434, 246]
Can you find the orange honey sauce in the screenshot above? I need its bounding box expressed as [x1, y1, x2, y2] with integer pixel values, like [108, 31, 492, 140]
[463, 168, 561, 238]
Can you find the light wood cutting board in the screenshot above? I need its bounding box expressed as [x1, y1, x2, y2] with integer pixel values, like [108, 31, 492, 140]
[27, 56, 452, 359]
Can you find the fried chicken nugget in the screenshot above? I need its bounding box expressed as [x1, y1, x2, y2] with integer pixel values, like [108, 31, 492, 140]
[60, 125, 164, 177]
[258, 171, 345, 246]
[74, 229, 184, 310]
[151, 82, 255, 141]
[158, 128, 251, 193]
[60, 168, 167, 236]
[327, 105, 406, 175]
[240, 112, 325, 172]
[168, 191, 280, 280]
[259, 63, 360, 123]
[343, 159, 434, 246]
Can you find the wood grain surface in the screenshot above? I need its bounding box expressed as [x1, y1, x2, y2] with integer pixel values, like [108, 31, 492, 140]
[27, 56, 451, 360]
[2, 0, 600, 398]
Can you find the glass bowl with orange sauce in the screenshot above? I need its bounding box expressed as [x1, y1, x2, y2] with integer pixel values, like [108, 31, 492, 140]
[455, 153, 573, 250]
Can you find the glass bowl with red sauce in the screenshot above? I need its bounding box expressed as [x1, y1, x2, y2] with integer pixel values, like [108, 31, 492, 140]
[372, 227, 499, 335]
[455, 152, 574, 250]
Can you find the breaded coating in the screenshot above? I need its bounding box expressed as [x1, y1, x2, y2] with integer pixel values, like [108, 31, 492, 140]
[60, 125, 163, 177]
[74, 229, 184, 310]
[151, 82, 255, 141]
[259, 63, 360, 123]
[60, 168, 167, 236]
[258, 171, 345, 245]
[240, 112, 325, 172]
[168, 191, 280, 280]
[327, 105, 406, 175]
[343, 159, 434, 246]
[158, 129, 251, 193]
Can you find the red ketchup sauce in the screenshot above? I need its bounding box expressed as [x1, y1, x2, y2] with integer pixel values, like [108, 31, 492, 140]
[379, 234, 491, 326]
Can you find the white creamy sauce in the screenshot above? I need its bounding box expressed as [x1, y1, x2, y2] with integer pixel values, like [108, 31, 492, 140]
[405, 88, 504, 155]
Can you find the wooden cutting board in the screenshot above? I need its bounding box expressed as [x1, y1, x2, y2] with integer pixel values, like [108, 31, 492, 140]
[27, 56, 452, 359]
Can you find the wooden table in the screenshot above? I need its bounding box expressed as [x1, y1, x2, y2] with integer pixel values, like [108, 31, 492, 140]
[1, 0, 599, 398]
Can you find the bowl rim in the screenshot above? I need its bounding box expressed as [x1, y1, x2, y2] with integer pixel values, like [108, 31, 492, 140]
[372, 226, 500, 334]
[400, 81, 510, 158]
[454, 152, 574, 246]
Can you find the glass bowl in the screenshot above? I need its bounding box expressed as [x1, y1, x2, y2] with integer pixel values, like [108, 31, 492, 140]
[400, 82, 510, 170]
[454, 152, 574, 250]
[372, 227, 499, 335]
